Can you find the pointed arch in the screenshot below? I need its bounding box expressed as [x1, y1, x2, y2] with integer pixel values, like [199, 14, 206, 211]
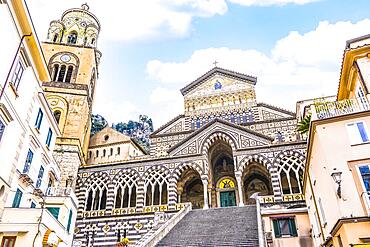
[112, 169, 139, 208]
[143, 166, 170, 206]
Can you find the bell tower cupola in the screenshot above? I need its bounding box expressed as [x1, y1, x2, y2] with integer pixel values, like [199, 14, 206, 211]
[47, 3, 100, 48]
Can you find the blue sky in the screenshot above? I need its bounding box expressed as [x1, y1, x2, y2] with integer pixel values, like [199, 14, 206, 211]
[28, 0, 370, 128]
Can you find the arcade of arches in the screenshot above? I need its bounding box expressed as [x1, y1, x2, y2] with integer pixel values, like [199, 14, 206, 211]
[176, 140, 274, 209]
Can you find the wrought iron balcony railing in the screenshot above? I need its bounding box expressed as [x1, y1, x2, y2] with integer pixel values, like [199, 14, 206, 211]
[313, 96, 370, 120]
[45, 187, 72, 197]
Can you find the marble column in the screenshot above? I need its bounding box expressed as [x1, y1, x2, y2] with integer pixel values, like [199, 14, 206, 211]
[201, 176, 209, 209]
[235, 171, 244, 207]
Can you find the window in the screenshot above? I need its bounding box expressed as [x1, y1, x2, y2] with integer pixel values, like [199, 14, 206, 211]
[35, 166, 44, 189]
[10, 59, 24, 89]
[52, 64, 59, 81]
[358, 165, 370, 201]
[110, 148, 113, 156]
[57, 65, 66, 82]
[12, 189, 22, 208]
[91, 38, 95, 45]
[272, 217, 298, 238]
[318, 198, 326, 225]
[0, 117, 5, 143]
[103, 149, 106, 157]
[53, 110, 61, 124]
[53, 33, 59, 43]
[47, 207, 60, 219]
[65, 66, 73, 83]
[67, 32, 78, 44]
[85, 180, 107, 211]
[117, 147, 120, 155]
[30, 202, 36, 208]
[96, 150, 99, 158]
[67, 210, 73, 232]
[1, 236, 16, 247]
[346, 121, 369, 144]
[46, 128, 53, 148]
[23, 149, 34, 174]
[35, 109, 43, 130]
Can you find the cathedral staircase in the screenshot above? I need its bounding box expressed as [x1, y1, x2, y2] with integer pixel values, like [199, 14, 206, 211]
[155, 206, 260, 247]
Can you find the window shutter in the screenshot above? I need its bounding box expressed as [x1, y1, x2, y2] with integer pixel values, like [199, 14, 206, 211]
[47, 207, 60, 219]
[288, 218, 298, 237]
[67, 210, 73, 232]
[273, 220, 281, 238]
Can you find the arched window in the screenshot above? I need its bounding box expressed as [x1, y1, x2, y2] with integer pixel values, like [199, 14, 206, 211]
[144, 169, 169, 206]
[110, 148, 113, 156]
[196, 119, 200, 129]
[52, 64, 59, 81]
[103, 149, 106, 157]
[67, 32, 78, 44]
[53, 110, 61, 124]
[114, 171, 137, 208]
[91, 38, 95, 45]
[85, 178, 108, 211]
[278, 156, 304, 195]
[57, 65, 66, 82]
[53, 33, 59, 43]
[88, 151, 92, 159]
[65, 66, 73, 83]
[117, 147, 121, 155]
[83, 37, 87, 46]
[96, 150, 99, 158]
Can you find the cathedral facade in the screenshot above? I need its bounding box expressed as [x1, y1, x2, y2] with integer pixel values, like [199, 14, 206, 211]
[74, 67, 308, 246]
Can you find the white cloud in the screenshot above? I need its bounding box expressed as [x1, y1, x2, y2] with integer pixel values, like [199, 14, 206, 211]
[146, 19, 370, 123]
[27, 0, 317, 43]
[229, 0, 318, 6]
[27, 0, 227, 42]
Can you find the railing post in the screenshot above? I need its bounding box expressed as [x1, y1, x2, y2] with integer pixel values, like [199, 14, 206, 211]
[251, 193, 265, 247]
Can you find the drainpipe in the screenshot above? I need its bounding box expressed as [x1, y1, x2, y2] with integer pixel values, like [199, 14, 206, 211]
[0, 32, 32, 100]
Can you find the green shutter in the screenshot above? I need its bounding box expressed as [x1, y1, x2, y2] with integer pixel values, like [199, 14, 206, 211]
[47, 207, 60, 219]
[12, 189, 22, 208]
[273, 220, 281, 238]
[67, 210, 73, 232]
[288, 218, 298, 237]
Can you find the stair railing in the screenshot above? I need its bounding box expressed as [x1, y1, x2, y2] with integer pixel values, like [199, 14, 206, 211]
[251, 192, 265, 247]
[134, 202, 192, 247]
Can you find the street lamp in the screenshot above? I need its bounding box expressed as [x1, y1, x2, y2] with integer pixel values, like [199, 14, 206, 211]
[331, 169, 342, 198]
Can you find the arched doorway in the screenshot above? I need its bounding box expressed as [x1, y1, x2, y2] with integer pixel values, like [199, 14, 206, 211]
[177, 168, 203, 209]
[208, 140, 238, 208]
[243, 162, 273, 204]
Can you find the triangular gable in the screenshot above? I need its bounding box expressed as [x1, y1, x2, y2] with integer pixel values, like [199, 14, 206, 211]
[150, 114, 185, 137]
[180, 67, 257, 96]
[168, 119, 273, 157]
[257, 103, 295, 119]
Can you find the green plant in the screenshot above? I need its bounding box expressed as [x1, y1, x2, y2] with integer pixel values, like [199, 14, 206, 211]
[297, 114, 311, 134]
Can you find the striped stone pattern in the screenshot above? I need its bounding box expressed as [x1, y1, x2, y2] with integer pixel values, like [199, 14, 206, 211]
[168, 177, 177, 209]
[136, 180, 145, 211]
[74, 213, 178, 246]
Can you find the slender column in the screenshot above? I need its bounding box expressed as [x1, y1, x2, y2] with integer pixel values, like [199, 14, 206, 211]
[201, 176, 209, 209]
[235, 171, 244, 207]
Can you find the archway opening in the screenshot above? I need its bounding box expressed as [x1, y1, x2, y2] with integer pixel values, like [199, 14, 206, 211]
[177, 168, 203, 209]
[243, 162, 273, 205]
[208, 140, 237, 207]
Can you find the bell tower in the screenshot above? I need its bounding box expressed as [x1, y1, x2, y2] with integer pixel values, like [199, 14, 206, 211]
[41, 4, 102, 187]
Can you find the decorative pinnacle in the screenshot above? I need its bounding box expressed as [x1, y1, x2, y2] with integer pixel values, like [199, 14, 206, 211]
[81, 3, 89, 11]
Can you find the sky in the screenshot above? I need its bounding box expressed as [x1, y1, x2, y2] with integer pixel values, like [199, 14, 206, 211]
[27, 0, 370, 129]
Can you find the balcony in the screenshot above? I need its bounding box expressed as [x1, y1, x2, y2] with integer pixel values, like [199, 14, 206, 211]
[45, 187, 78, 207]
[312, 96, 370, 120]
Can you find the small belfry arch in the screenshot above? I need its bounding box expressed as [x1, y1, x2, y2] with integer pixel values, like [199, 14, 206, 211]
[46, 95, 68, 133]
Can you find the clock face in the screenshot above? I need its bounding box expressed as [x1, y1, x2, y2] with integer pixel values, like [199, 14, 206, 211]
[61, 54, 71, 62]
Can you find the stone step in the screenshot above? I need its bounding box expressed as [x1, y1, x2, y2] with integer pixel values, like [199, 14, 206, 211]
[156, 206, 259, 247]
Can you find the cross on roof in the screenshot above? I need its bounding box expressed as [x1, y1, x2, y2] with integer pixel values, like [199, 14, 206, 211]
[213, 60, 218, 67]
